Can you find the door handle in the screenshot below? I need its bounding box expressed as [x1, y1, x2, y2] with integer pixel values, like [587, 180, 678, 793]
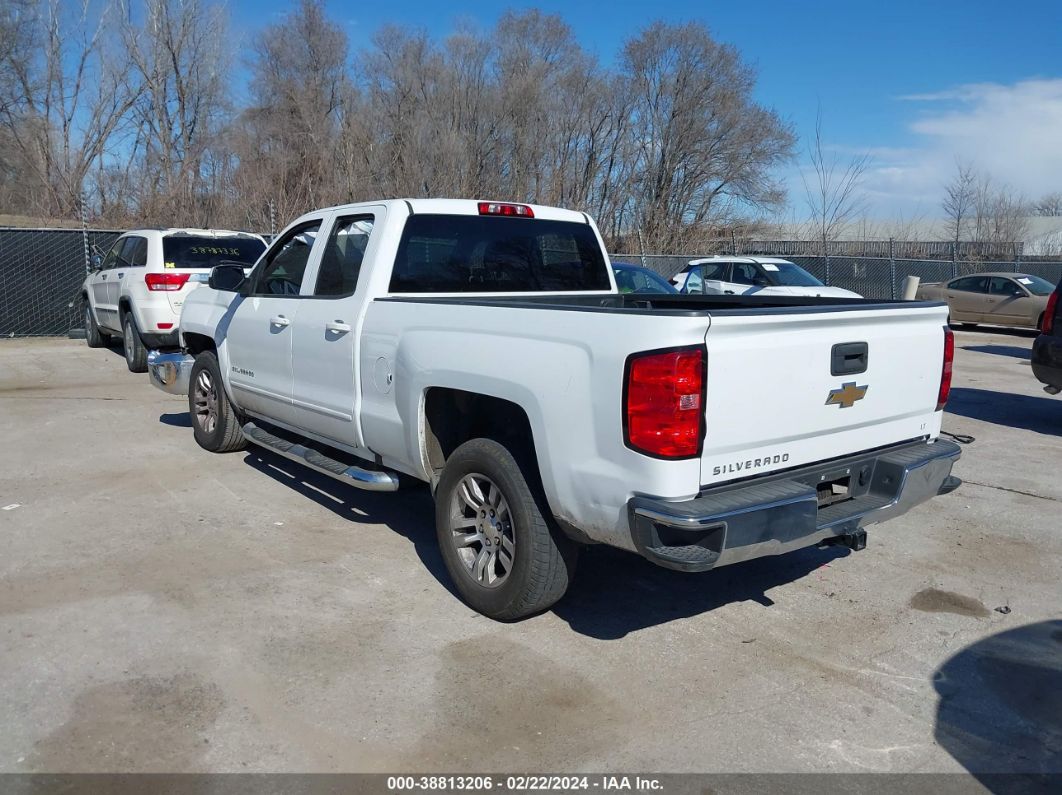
[325, 320, 351, 333]
[270, 315, 290, 327]
[724, 290, 735, 295]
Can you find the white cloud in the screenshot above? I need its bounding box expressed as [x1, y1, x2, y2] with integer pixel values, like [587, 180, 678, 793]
[803, 78, 1062, 219]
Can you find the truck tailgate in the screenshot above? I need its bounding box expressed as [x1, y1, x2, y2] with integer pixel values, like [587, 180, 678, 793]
[700, 303, 949, 486]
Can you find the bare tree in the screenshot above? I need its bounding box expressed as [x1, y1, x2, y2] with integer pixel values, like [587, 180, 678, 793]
[800, 108, 870, 255]
[234, 0, 351, 228]
[0, 0, 139, 218]
[121, 0, 230, 225]
[1034, 191, 1062, 217]
[621, 21, 794, 251]
[941, 159, 976, 244]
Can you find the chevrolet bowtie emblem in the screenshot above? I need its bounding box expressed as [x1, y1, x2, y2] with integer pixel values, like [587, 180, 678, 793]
[826, 382, 868, 409]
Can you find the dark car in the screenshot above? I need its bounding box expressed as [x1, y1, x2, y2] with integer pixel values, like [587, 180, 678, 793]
[612, 262, 678, 295]
[1031, 278, 1062, 395]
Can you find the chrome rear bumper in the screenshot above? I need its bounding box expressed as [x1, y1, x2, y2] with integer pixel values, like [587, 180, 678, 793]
[628, 439, 961, 572]
[147, 350, 194, 397]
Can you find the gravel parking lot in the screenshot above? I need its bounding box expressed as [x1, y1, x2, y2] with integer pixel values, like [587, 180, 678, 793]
[1, 332, 1059, 777]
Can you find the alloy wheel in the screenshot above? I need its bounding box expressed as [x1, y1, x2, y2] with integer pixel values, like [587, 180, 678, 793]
[448, 473, 515, 588]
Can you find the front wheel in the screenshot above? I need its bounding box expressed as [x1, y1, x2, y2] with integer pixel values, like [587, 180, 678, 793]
[121, 312, 148, 372]
[435, 438, 578, 620]
[188, 351, 246, 453]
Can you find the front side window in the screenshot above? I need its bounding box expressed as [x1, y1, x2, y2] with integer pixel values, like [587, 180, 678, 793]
[314, 216, 374, 297]
[101, 240, 124, 270]
[252, 222, 321, 296]
[389, 215, 610, 293]
[989, 277, 1024, 297]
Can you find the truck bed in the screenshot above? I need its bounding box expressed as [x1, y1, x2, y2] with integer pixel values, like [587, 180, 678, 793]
[377, 293, 944, 315]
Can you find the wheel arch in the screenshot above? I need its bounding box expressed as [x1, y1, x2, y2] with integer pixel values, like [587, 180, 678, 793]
[420, 387, 589, 544]
[183, 332, 217, 356]
[423, 388, 537, 480]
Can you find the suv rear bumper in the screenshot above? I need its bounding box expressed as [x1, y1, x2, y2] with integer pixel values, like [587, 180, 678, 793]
[1031, 334, 1062, 390]
[147, 350, 194, 396]
[628, 439, 961, 572]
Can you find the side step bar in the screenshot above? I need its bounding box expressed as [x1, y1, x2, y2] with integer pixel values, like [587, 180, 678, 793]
[242, 422, 399, 492]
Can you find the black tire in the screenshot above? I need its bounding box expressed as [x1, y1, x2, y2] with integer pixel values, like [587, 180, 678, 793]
[435, 438, 578, 620]
[121, 311, 148, 372]
[189, 351, 246, 453]
[83, 299, 108, 348]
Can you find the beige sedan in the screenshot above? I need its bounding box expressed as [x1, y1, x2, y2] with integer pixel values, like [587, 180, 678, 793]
[916, 272, 1056, 331]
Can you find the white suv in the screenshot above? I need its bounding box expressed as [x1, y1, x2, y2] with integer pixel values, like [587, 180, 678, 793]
[671, 256, 862, 298]
[81, 228, 266, 371]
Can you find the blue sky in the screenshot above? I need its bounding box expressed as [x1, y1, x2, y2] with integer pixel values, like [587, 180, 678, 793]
[228, 0, 1062, 219]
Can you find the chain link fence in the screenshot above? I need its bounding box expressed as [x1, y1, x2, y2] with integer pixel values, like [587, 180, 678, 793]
[0, 228, 122, 336]
[622, 254, 1062, 300]
[4, 228, 1062, 336]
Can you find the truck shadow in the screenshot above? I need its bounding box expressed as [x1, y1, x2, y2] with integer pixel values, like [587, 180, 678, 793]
[933, 619, 1062, 785]
[945, 387, 1062, 436]
[960, 345, 1031, 360]
[238, 447, 851, 634]
[553, 543, 848, 639]
[240, 449, 458, 599]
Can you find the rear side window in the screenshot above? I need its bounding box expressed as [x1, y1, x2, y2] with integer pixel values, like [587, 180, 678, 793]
[314, 216, 374, 297]
[950, 276, 988, 293]
[162, 236, 265, 269]
[700, 262, 729, 280]
[731, 263, 762, 286]
[389, 215, 610, 293]
[120, 236, 148, 267]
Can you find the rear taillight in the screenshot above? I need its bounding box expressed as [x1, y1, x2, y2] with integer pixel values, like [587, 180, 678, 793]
[478, 202, 534, 218]
[145, 272, 191, 291]
[624, 347, 705, 459]
[1043, 290, 1059, 335]
[936, 327, 954, 411]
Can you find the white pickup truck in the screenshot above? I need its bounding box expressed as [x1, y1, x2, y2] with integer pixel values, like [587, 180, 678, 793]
[149, 199, 961, 619]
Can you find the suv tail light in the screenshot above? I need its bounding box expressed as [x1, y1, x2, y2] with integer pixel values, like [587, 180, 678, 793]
[145, 272, 191, 291]
[478, 202, 534, 218]
[624, 347, 705, 459]
[936, 327, 954, 411]
[1043, 289, 1059, 335]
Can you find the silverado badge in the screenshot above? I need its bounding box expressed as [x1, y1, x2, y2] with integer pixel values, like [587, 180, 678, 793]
[826, 382, 868, 409]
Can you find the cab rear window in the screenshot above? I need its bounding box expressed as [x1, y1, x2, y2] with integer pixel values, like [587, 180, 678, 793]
[389, 215, 611, 293]
[162, 236, 265, 269]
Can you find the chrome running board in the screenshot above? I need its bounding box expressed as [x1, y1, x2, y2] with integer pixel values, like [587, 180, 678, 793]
[242, 422, 399, 492]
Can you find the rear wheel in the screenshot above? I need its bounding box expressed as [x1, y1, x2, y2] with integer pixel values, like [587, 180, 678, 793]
[189, 351, 246, 453]
[435, 438, 578, 620]
[121, 312, 148, 372]
[83, 300, 108, 348]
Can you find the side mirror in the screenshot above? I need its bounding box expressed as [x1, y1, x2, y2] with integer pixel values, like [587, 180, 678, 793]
[88, 254, 102, 272]
[209, 263, 246, 292]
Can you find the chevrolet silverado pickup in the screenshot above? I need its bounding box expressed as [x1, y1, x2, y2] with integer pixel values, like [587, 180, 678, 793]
[149, 199, 961, 620]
